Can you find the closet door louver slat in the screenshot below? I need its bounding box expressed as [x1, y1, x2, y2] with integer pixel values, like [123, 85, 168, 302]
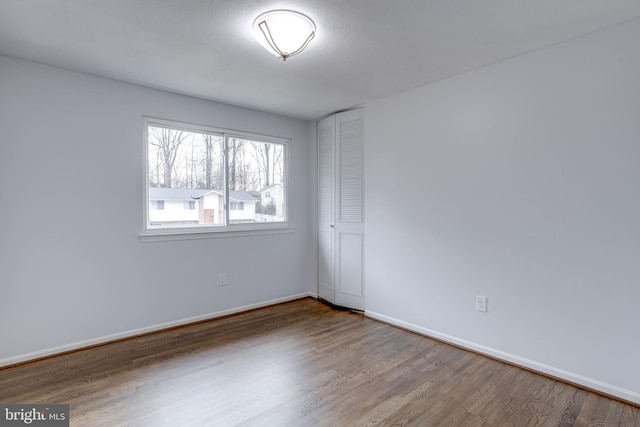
[339, 118, 363, 223]
[318, 125, 333, 223]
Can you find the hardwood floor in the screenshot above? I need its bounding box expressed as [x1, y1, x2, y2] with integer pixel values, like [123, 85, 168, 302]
[1, 298, 638, 426]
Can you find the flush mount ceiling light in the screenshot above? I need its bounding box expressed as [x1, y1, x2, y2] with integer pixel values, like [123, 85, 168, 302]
[253, 10, 316, 61]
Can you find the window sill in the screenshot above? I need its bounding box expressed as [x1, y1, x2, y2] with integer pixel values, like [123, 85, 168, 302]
[139, 224, 295, 243]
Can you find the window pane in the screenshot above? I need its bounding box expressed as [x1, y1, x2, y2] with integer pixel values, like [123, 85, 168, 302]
[148, 126, 224, 227]
[145, 120, 288, 233]
[228, 138, 286, 224]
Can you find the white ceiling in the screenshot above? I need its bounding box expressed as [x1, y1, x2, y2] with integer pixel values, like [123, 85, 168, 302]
[2, 1, 640, 120]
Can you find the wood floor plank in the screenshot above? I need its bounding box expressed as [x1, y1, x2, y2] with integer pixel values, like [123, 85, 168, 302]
[0, 298, 638, 426]
[585, 397, 625, 427]
[619, 404, 640, 427]
[527, 380, 584, 426]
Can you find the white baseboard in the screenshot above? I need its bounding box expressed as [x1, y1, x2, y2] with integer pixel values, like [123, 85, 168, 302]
[365, 310, 640, 406]
[1, 292, 315, 368]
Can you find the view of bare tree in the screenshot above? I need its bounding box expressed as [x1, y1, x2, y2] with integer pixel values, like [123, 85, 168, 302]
[148, 127, 189, 188]
[148, 127, 284, 193]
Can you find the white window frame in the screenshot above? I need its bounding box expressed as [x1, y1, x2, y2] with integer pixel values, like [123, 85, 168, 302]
[140, 117, 293, 242]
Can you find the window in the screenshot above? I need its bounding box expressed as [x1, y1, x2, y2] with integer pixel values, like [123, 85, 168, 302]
[143, 117, 289, 238]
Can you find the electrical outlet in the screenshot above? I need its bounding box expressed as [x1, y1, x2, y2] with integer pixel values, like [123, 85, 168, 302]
[219, 273, 228, 286]
[476, 296, 487, 312]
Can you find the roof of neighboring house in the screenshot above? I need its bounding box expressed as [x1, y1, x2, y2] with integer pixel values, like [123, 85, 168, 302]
[149, 187, 257, 202]
[227, 190, 258, 202]
[261, 183, 283, 192]
[148, 188, 209, 200]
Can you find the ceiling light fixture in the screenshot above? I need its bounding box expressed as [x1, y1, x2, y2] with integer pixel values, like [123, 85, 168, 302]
[253, 10, 316, 61]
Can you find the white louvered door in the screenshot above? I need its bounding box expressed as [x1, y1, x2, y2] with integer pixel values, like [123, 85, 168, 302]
[334, 110, 365, 310]
[317, 109, 365, 311]
[317, 116, 335, 303]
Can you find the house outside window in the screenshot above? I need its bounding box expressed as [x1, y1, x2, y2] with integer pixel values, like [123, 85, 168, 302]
[260, 183, 285, 218]
[143, 117, 289, 238]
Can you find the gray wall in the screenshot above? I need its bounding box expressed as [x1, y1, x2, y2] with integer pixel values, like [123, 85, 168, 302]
[365, 19, 640, 403]
[0, 55, 316, 364]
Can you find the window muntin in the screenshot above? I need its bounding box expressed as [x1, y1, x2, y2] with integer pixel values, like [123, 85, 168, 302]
[144, 118, 288, 235]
